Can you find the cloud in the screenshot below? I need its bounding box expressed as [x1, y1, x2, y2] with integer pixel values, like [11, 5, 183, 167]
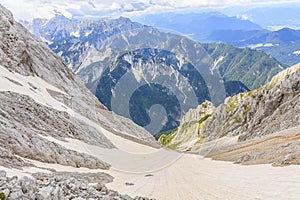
[237, 14, 250, 20]
[1, 0, 300, 21]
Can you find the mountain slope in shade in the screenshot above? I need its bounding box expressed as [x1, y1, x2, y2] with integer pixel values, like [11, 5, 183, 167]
[161, 63, 300, 165]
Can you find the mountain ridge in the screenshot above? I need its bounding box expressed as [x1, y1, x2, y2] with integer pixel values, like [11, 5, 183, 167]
[161, 63, 300, 165]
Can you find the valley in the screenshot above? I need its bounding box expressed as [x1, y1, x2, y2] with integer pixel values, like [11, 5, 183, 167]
[0, 2, 299, 200]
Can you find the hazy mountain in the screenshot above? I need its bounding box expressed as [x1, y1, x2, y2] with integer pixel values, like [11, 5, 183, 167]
[243, 6, 300, 30]
[133, 12, 262, 41]
[203, 28, 300, 66]
[131, 11, 300, 67]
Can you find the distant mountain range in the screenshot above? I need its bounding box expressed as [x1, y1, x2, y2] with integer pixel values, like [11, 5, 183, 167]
[241, 6, 300, 30]
[22, 15, 287, 134]
[134, 12, 300, 66]
[206, 28, 300, 66]
[133, 12, 262, 41]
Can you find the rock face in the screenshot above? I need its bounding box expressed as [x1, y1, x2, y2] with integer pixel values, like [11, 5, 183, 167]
[0, 4, 159, 199]
[0, 3, 155, 145]
[0, 3, 157, 173]
[163, 63, 300, 153]
[22, 14, 286, 135]
[158, 101, 214, 149]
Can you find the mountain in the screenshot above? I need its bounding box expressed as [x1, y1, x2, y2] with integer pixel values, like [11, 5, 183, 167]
[132, 11, 300, 67]
[160, 63, 300, 165]
[201, 43, 286, 90]
[0, 4, 159, 199]
[242, 6, 300, 30]
[22, 14, 144, 72]
[1, 5, 300, 199]
[133, 12, 262, 41]
[22, 15, 287, 135]
[201, 28, 300, 66]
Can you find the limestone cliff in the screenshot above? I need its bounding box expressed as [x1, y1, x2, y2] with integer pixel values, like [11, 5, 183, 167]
[162, 63, 300, 153]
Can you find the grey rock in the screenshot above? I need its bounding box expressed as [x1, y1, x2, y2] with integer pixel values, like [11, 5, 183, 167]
[0, 188, 10, 199]
[73, 198, 85, 200]
[101, 196, 110, 200]
[0, 170, 151, 200]
[94, 182, 105, 191]
[35, 186, 54, 200]
[0, 171, 6, 178]
[8, 187, 23, 200]
[51, 186, 64, 200]
[121, 195, 133, 200]
[7, 177, 17, 186]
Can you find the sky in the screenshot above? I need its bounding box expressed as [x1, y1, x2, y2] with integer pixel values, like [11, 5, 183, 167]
[1, 0, 300, 21]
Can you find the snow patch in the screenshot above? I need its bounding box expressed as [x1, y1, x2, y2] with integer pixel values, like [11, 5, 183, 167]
[292, 50, 300, 55]
[85, 30, 93, 37]
[211, 56, 224, 73]
[0, 65, 69, 112]
[70, 31, 80, 38]
[132, 68, 143, 82]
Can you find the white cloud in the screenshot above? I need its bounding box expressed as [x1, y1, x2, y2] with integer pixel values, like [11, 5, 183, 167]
[237, 14, 250, 20]
[110, 2, 122, 10]
[1, 0, 300, 21]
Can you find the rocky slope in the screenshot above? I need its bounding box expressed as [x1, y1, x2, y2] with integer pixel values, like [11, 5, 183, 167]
[161, 63, 300, 164]
[0, 170, 154, 200]
[0, 4, 156, 199]
[23, 15, 286, 135]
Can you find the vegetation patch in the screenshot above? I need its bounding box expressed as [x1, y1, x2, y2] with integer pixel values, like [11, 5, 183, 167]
[155, 128, 177, 140]
[243, 105, 251, 116]
[292, 81, 300, 91]
[234, 116, 243, 124]
[199, 114, 212, 125]
[159, 133, 173, 146]
[167, 141, 182, 150]
[180, 121, 198, 132]
[226, 99, 238, 112]
[0, 193, 6, 200]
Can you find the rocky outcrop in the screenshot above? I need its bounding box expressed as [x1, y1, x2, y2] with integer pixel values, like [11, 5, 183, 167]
[163, 63, 300, 154]
[0, 4, 154, 143]
[159, 101, 214, 150]
[0, 4, 158, 199]
[0, 170, 154, 200]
